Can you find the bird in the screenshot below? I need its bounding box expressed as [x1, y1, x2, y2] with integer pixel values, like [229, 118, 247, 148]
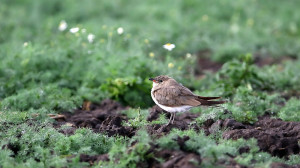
[149, 75, 225, 126]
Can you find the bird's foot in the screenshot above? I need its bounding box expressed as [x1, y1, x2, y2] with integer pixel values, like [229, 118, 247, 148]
[157, 123, 170, 133]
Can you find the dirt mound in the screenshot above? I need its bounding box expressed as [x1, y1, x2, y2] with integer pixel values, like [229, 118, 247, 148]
[54, 99, 136, 137]
[137, 142, 201, 168]
[146, 105, 201, 135]
[150, 149, 201, 168]
[270, 162, 300, 168]
[79, 154, 109, 166]
[215, 117, 300, 158]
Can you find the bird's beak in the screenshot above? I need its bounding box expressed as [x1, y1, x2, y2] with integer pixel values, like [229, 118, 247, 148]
[149, 78, 158, 83]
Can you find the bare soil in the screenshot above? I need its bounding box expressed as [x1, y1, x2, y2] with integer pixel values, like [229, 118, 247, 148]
[195, 50, 297, 76]
[253, 54, 296, 67]
[221, 116, 300, 158]
[54, 99, 136, 137]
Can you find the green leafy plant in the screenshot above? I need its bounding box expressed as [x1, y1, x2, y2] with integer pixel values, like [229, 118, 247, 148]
[226, 86, 282, 123]
[278, 98, 300, 121]
[105, 130, 152, 168]
[0, 85, 82, 112]
[0, 123, 117, 167]
[122, 108, 148, 128]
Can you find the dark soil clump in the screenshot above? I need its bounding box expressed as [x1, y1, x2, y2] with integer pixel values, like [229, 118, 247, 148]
[196, 50, 223, 75]
[152, 149, 201, 168]
[254, 54, 296, 67]
[142, 143, 201, 168]
[79, 154, 109, 166]
[218, 116, 300, 158]
[53, 99, 136, 137]
[270, 162, 300, 168]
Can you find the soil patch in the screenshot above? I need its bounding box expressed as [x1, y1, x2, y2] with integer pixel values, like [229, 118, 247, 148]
[53, 99, 136, 137]
[196, 50, 223, 75]
[254, 54, 296, 67]
[53, 102, 202, 137]
[79, 154, 109, 166]
[207, 116, 300, 158]
[270, 162, 300, 168]
[149, 149, 201, 168]
[195, 50, 297, 77]
[134, 143, 201, 168]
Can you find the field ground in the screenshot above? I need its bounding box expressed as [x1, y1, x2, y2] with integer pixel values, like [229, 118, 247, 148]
[1, 0, 300, 167]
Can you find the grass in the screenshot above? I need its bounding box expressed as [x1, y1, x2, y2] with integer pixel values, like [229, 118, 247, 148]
[1, 0, 300, 167]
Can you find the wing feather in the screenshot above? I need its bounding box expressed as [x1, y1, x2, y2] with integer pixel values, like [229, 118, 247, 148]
[153, 84, 201, 107]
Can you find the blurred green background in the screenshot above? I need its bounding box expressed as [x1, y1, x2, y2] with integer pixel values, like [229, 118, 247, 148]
[1, 0, 300, 109]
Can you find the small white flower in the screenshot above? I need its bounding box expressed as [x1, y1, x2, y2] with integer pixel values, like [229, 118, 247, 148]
[117, 27, 124, 35]
[23, 42, 28, 47]
[58, 20, 68, 31]
[186, 53, 192, 58]
[70, 27, 79, 33]
[230, 24, 240, 34]
[87, 50, 92, 54]
[81, 28, 87, 33]
[163, 43, 175, 51]
[87, 33, 95, 43]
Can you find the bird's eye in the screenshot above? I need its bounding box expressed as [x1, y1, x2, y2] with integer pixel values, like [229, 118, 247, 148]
[159, 80, 163, 83]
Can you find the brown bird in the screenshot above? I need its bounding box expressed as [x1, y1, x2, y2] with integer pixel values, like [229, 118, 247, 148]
[149, 75, 225, 125]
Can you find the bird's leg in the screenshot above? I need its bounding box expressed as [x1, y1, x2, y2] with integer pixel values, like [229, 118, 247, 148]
[171, 113, 176, 124]
[167, 113, 173, 125]
[157, 113, 172, 132]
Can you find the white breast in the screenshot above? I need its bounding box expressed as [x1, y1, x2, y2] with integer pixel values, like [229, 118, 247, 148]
[151, 86, 193, 113]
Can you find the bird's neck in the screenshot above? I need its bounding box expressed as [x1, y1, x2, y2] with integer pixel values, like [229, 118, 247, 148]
[152, 82, 158, 88]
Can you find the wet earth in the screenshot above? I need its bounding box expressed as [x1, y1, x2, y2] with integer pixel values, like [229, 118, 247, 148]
[195, 49, 296, 76]
[50, 99, 300, 167]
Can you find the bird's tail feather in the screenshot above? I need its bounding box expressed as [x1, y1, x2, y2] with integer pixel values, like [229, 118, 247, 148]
[197, 96, 221, 100]
[197, 98, 226, 106]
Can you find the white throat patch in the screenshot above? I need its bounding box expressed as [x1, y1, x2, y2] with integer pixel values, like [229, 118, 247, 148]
[152, 82, 158, 88]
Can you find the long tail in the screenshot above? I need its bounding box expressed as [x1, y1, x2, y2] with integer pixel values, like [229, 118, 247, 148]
[197, 96, 221, 100]
[196, 96, 226, 106]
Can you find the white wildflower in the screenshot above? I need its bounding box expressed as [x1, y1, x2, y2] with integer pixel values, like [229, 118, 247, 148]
[186, 53, 192, 58]
[230, 24, 240, 34]
[58, 20, 68, 31]
[70, 27, 79, 33]
[163, 43, 175, 51]
[87, 33, 95, 43]
[117, 27, 124, 35]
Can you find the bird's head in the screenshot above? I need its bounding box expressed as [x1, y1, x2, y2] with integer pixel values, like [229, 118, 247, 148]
[149, 75, 171, 87]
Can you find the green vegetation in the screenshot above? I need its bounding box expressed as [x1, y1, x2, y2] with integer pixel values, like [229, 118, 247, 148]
[0, 123, 118, 167]
[278, 98, 300, 122]
[1, 0, 300, 167]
